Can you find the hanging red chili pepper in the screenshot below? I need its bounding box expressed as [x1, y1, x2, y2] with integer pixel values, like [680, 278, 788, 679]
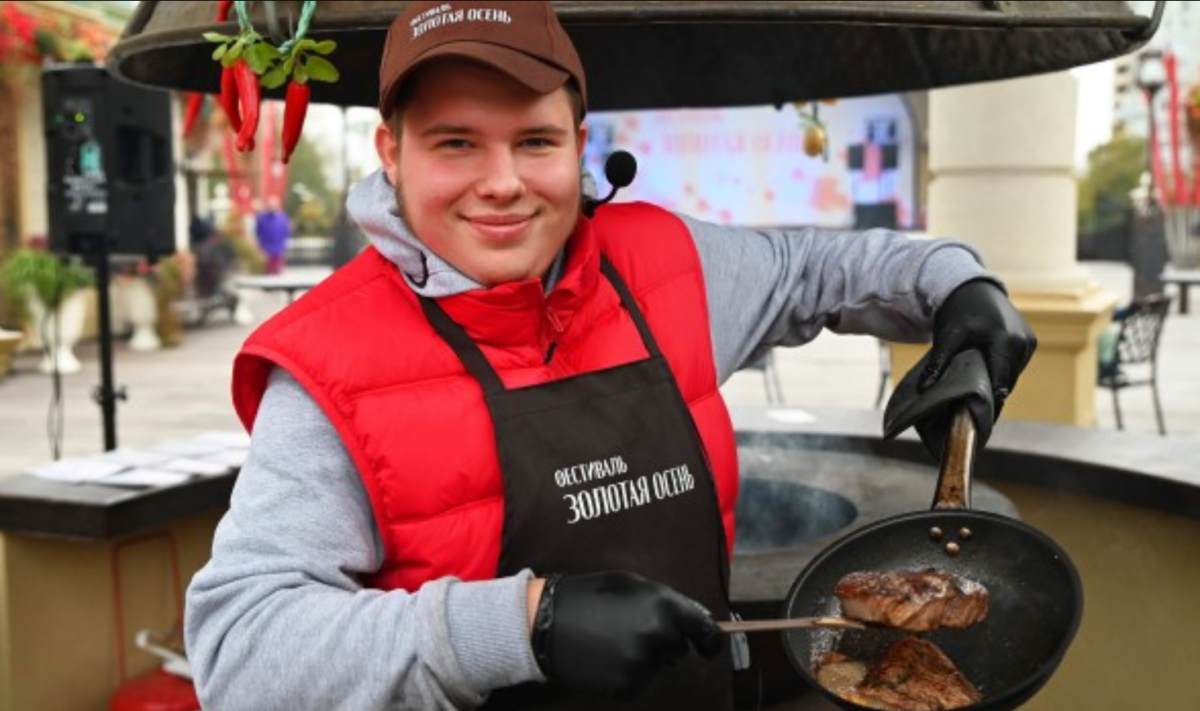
[182, 92, 205, 137]
[194, 1, 234, 140]
[281, 80, 311, 164]
[219, 65, 242, 134]
[232, 59, 261, 152]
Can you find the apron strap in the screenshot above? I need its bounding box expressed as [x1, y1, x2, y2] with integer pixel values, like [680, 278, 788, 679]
[419, 256, 663, 393]
[419, 295, 507, 395]
[599, 257, 663, 358]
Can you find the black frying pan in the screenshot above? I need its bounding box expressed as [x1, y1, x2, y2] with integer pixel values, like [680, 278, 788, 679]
[780, 403, 1083, 711]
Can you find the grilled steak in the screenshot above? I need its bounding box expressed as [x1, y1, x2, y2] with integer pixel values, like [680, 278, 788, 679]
[816, 652, 868, 698]
[834, 569, 989, 632]
[845, 638, 983, 710]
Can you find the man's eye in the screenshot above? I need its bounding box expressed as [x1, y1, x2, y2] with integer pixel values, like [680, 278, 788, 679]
[522, 137, 556, 149]
[437, 139, 471, 150]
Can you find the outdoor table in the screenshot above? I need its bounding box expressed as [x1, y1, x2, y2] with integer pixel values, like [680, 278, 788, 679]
[1160, 267, 1200, 314]
[233, 271, 330, 304]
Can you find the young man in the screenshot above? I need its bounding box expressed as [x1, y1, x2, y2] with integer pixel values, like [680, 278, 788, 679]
[185, 2, 1035, 709]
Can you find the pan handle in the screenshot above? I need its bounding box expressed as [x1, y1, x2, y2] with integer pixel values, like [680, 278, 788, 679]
[932, 407, 975, 510]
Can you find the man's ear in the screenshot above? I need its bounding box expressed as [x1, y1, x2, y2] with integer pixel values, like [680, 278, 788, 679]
[576, 122, 589, 160]
[375, 122, 400, 185]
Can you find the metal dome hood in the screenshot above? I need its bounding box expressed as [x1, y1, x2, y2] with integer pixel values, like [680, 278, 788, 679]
[108, 1, 1164, 111]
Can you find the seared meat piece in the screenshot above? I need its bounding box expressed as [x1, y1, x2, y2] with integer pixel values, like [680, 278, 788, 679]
[816, 652, 868, 698]
[849, 638, 983, 710]
[834, 569, 989, 632]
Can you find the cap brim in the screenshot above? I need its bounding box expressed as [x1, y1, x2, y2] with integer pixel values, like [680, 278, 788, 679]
[381, 41, 570, 115]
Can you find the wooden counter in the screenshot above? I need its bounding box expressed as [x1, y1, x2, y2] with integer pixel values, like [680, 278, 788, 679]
[0, 472, 235, 542]
[0, 473, 233, 711]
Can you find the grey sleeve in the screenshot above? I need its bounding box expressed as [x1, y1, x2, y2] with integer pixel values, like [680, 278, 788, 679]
[679, 214, 1000, 383]
[185, 368, 544, 711]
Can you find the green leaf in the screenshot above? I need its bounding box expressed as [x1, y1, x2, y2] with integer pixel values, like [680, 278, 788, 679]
[295, 38, 318, 52]
[203, 32, 232, 43]
[293, 62, 309, 85]
[227, 42, 243, 61]
[261, 66, 289, 90]
[245, 43, 273, 73]
[259, 43, 283, 60]
[304, 55, 339, 83]
[313, 40, 337, 55]
[282, 55, 295, 75]
[212, 44, 228, 61]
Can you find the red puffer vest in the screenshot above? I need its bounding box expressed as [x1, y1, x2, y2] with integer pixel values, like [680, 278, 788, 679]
[232, 202, 739, 591]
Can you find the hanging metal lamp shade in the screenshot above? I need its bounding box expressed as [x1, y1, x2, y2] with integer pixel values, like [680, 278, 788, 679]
[108, 1, 1164, 111]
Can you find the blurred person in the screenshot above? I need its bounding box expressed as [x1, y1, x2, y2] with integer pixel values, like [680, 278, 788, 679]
[185, 2, 1036, 709]
[254, 195, 292, 274]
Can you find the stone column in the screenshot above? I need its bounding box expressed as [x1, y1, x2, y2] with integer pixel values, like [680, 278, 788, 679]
[891, 72, 1115, 426]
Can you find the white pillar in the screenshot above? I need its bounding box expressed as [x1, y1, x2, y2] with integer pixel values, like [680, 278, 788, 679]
[892, 72, 1116, 426]
[928, 72, 1089, 293]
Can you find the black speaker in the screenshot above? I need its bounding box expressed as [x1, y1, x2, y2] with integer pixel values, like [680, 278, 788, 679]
[43, 64, 175, 258]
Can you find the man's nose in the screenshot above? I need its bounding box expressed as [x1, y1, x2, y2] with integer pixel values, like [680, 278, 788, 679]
[475, 148, 526, 201]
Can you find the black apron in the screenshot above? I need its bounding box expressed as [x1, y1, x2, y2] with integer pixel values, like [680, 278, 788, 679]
[419, 258, 734, 711]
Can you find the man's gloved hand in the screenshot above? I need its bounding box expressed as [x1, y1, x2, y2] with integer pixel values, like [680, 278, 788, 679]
[920, 279, 1037, 414]
[531, 571, 723, 699]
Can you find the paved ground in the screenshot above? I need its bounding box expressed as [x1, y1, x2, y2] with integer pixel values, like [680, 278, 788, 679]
[3, 266, 1198, 477]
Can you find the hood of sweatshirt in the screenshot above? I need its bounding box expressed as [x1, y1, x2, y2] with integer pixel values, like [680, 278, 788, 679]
[345, 169, 484, 298]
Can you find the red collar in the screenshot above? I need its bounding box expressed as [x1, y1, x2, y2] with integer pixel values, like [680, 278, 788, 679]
[438, 217, 599, 348]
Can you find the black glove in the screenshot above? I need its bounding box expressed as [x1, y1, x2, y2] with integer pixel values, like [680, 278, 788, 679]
[531, 571, 723, 699]
[920, 279, 1037, 415]
[885, 349, 995, 462]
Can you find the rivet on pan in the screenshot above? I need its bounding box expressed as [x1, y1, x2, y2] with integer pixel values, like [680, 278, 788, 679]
[945, 542, 961, 556]
[929, 527, 944, 541]
[959, 527, 973, 540]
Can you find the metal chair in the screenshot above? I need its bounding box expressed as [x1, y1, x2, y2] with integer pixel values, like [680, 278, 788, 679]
[875, 339, 892, 409]
[1097, 293, 1171, 435]
[745, 350, 785, 406]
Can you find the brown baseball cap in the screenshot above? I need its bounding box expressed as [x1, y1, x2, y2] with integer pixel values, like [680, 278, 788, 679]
[378, 1, 587, 118]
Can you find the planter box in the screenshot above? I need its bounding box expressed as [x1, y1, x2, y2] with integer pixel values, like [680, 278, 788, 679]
[0, 329, 19, 379]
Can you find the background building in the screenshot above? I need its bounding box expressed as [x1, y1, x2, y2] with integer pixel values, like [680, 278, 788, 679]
[1113, 2, 1200, 141]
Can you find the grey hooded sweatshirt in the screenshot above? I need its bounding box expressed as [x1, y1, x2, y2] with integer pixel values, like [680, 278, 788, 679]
[185, 169, 996, 710]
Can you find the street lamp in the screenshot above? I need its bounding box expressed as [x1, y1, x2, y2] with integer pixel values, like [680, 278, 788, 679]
[1137, 48, 1166, 211]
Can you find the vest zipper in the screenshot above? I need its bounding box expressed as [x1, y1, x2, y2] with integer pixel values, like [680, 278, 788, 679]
[544, 308, 565, 364]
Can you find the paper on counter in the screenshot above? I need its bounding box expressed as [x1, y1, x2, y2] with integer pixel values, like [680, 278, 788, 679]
[97, 468, 192, 488]
[95, 448, 171, 468]
[158, 457, 234, 477]
[27, 458, 129, 484]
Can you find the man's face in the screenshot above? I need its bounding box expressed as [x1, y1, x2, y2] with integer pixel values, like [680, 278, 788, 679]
[375, 60, 587, 287]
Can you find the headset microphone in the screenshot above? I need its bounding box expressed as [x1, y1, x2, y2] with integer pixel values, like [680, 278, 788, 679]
[583, 151, 637, 217]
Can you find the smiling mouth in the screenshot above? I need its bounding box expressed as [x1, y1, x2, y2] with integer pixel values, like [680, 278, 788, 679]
[467, 215, 533, 240]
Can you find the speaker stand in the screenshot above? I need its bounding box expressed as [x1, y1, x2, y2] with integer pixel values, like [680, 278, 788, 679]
[78, 233, 126, 451]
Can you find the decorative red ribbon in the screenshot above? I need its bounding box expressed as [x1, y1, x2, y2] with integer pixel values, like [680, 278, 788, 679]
[1166, 52, 1186, 206]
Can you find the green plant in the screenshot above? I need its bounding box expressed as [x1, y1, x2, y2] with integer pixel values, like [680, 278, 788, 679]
[152, 255, 187, 347]
[223, 233, 266, 275]
[0, 248, 94, 312]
